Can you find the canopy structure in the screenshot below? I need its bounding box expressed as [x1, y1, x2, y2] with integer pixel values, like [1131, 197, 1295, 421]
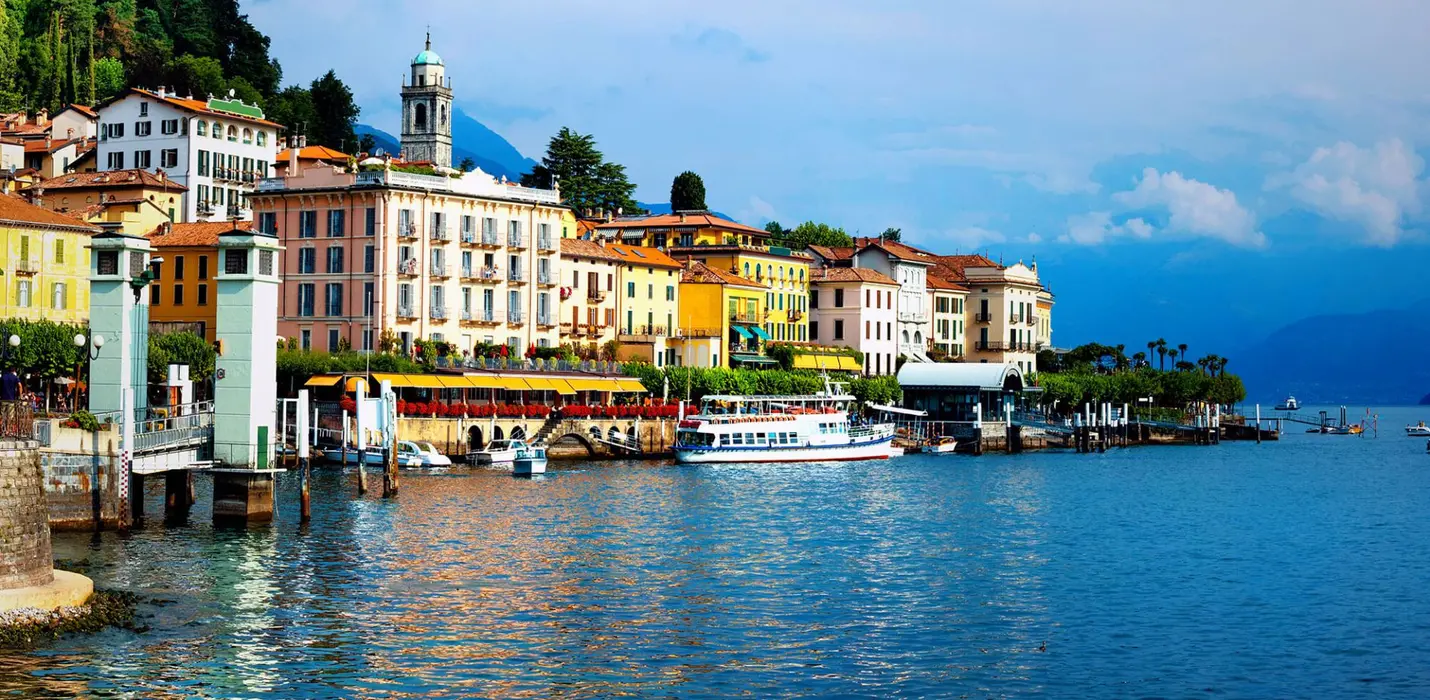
[350, 373, 640, 394]
[791, 354, 863, 371]
[731, 353, 778, 366]
[731, 326, 753, 339]
[304, 375, 342, 387]
[896, 362, 1024, 393]
[750, 326, 772, 342]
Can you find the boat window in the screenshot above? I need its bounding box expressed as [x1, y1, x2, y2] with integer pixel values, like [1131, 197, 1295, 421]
[731, 434, 742, 445]
[745, 432, 755, 444]
[758, 433, 768, 444]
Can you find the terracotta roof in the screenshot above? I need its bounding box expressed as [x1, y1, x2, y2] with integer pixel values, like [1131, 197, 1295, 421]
[276, 145, 350, 162]
[808, 245, 854, 261]
[125, 88, 282, 128]
[680, 260, 765, 288]
[23, 139, 75, 154]
[926, 276, 969, 292]
[853, 237, 942, 265]
[560, 237, 619, 261]
[606, 243, 683, 269]
[0, 193, 100, 232]
[30, 169, 187, 192]
[60, 104, 98, 118]
[596, 212, 769, 237]
[929, 254, 1001, 281]
[0, 136, 20, 146]
[809, 266, 897, 286]
[576, 219, 601, 237]
[147, 221, 253, 247]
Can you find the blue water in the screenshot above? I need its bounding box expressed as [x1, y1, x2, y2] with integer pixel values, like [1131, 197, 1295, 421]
[4, 405, 1429, 698]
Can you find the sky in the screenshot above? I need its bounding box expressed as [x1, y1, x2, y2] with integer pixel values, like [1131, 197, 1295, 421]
[247, 0, 1430, 355]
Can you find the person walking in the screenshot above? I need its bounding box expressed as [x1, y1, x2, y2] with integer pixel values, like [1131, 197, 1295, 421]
[0, 368, 19, 402]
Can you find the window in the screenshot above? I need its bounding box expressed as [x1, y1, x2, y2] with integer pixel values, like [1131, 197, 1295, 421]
[627, 281, 635, 298]
[867, 320, 872, 339]
[53, 240, 63, 263]
[109, 123, 124, 139]
[298, 248, 315, 274]
[161, 119, 179, 135]
[197, 121, 207, 137]
[197, 283, 209, 306]
[242, 128, 253, 144]
[834, 288, 844, 307]
[328, 210, 345, 237]
[258, 211, 276, 236]
[299, 211, 317, 238]
[364, 282, 375, 316]
[224, 249, 247, 274]
[227, 125, 237, 142]
[810, 290, 819, 308]
[297, 284, 315, 317]
[647, 283, 654, 300]
[834, 319, 844, 340]
[197, 151, 209, 176]
[50, 282, 66, 310]
[257, 131, 267, 147]
[134, 150, 151, 168]
[666, 285, 675, 301]
[865, 289, 870, 308]
[160, 148, 178, 169]
[211, 121, 222, 139]
[326, 284, 343, 316]
[172, 284, 184, 306]
[174, 256, 185, 280]
[365, 208, 376, 236]
[327, 247, 344, 273]
[328, 328, 340, 352]
[135, 121, 151, 137]
[810, 322, 819, 340]
[150, 258, 162, 280]
[364, 245, 375, 273]
[149, 284, 159, 305]
[197, 184, 208, 204]
[106, 152, 124, 169]
[139, 102, 148, 117]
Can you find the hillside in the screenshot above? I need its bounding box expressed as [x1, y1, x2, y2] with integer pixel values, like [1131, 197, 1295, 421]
[1233, 301, 1430, 405]
[357, 107, 536, 182]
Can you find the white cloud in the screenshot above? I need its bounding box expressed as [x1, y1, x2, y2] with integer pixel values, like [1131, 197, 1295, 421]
[1025, 232, 1043, 244]
[1059, 212, 1154, 245]
[1271, 139, 1424, 246]
[938, 226, 1006, 250]
[741, 195, 778, 223]
[1112, 168, 1265, 247]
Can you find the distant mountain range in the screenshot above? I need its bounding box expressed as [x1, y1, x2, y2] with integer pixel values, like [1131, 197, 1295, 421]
[356, 106, 537, 182]
[1233, 299, 1430, 406]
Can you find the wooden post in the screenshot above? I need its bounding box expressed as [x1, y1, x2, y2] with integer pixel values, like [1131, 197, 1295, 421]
[298, 390, 311, 524]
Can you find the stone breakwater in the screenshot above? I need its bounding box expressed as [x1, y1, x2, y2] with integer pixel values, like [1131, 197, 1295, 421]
[0, 442, 53, 590]
[0, 590, 139, 649]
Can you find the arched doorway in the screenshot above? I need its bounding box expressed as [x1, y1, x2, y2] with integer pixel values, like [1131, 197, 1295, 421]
[492, 426, 505, 442]
[467, 426, 484, 451]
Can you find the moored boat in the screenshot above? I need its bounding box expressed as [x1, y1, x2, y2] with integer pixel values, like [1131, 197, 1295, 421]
[925, 436, 960, 454]
[1406, 422, 1430, 437]
[513, 443, 548, 476]
[673, 379, 896, 464]
[471, 439, 524, 465]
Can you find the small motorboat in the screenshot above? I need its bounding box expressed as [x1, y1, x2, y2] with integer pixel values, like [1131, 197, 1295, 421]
[472, 439, 524, 465]
[1275, 396, 1300, 411]
[512, 443, 548, 476]
[1406, 422, 1430, 437]
[321, 446, 421, 468]
[398, 440, 453, 467]
[925, 436, 960, 454]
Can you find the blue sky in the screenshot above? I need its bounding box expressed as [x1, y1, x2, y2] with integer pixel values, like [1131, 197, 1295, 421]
[248, 0, 1430, 354]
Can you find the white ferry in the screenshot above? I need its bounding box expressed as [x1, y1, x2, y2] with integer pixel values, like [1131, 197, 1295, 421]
[673, 380, 896, 464]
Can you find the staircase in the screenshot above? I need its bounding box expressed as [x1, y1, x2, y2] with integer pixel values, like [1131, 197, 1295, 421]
[532, 413, 565, 445]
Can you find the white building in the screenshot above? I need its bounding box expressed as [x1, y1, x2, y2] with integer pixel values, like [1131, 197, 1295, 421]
[808, 267, 900, 376]
[850, 239, 934, 362]
[95, 87, 280, 223]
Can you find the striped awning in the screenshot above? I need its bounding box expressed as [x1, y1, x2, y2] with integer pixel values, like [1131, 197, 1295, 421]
[837, 356, 862, 371]
[544, 378, 577, 395]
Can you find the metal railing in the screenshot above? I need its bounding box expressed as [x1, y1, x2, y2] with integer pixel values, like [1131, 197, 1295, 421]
[397, 305, 416, 319]
[397, 258, 419, 276]
[588, 290, 607, 302]
[507, 309, 526, 323]
[537, 236, 554, 250]
[430, 262, 448, 277]
[481, 231, 499, 246]
[536, 315, 554, 327]
[508, 233, 526, 248]
[537, 271, 552, 285]
[399, 223, 419, 240]
[729, 311, 759, 323]
[430, 226, 449, 241]
[460, 231, 477, 245]
[508, 269, 525, 282]
[975, 313, 992, 323]
[0, 401, 34, 439]
[430, 306, 448, 320]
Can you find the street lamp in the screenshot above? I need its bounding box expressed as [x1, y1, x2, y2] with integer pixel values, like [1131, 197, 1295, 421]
[72, 333, 104, 412]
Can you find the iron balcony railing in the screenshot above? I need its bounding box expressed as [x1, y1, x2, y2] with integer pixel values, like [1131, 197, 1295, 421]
[975, 312, 992, 323]
[729, 311, 759, 323]
[507, 309, 525, 323]
[481, 231, 499, 246]
[508, 269, 525, 282]
[508, 232, 526, 248]
[397, 305, 416, 318]
[398, 223, 419, 240]
[460, 231, 477, 245]
[430, 226, 450, 241]
[430, 262, 448, 277]
[430, 306, 447, 320]
[537, 236, 554, 250]
[0, 401, 34, 440]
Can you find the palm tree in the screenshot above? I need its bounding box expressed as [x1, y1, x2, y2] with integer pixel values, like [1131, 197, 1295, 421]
[1197, 356, 1210, 375]
[1115, 344, 1128, 371]
[1178, 343, 1188, 365]
[1133, 351, 1147, 367]
[1155, 338, 1168, 371]
[1168, 348, 1179, 368]
[1218, 356, 1229, 377]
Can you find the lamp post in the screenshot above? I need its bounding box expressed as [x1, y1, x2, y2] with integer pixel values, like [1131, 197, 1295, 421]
[73, 333, 104, 412]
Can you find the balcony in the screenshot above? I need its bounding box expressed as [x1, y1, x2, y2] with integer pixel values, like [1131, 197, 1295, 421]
[898, 310, 928, 323]
[460, 231, 477, 246]
[430, 262, 450, 279]
[974, 312, 992, 324]
[1028, 315, 1041, 327]
[472, 266, 502, 284]
[560, 322, 576, 336]
[396, 305, 417, 320]
[14, 259, 38, 276]
[588, 289, 607, 303]
[974, 340, 1007, 352]
[619, 324, 675, 343]
[398, 223, 419, 241]
[507, 269, 526, 285]
[507, 309, 526, 324]
[397, 258, 419, 277]
[789, 309, 804, 322]
[507, 233, 526, 249]
[729, 310, 759, 323]
[536, 315, 555, 329]
[429, 306, 448, 321]
[430, 226, 450, 242]
[196, 202, 216, 217]
[537, 236, 555, 251]
[478, 232, 500, 248]
[581, 324, 606, 338]
[466, 308, 499, 326]
[537, 271, 555, 287]
[1009, 314, 1023, 324]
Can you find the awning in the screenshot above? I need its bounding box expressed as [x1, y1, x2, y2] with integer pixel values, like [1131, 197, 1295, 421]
[731, 325, 752, 339]
[497, 377, 532, 391]
[404, 375, 443, 389]
[837, 356, 862, 371]
[467, 375, 506, 389]
[615, 378, 648, 392]
[731, 353, 777, 365]
[750, 326, 772, 341]
[304, 375, 342, 387]
[567, 378, 612, 392]
[436, 376, 473, 389]
[545, 378, 577, 395]
[371, 373, 414, 388]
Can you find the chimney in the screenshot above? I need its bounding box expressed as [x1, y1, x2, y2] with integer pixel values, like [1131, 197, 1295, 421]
[35, 109, 48, 127]
[679, 212, 686, 224]
[288, 142, 299, 174]
[298, 134, 307, 148]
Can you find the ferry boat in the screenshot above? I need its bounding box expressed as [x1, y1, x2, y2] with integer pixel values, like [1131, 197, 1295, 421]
[673, 379, 896, 464]
[1406, 422, 1430, 437]
[1275, 396, 1300, 411]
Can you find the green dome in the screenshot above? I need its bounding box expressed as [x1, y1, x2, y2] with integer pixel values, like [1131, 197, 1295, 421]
[413, 49, 443, 66]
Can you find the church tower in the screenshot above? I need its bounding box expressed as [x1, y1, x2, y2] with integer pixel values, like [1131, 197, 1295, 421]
[400, 33, 453, 167]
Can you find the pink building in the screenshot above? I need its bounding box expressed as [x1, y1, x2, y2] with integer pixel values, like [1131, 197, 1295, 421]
[808, 267, 900, 376]
[249, 158, 565, 354]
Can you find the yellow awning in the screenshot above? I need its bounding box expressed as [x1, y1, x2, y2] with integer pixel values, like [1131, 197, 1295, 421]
[616, 378, 648, 392]
[792, 355, 820, 369]
[436, 376, 473, 389]
[546, 378, 576, 395]
[497, 377, 531, 391]
[566, 378, 611, 392]
[304, 375, 342, 387]
[405, 375, 444, 388]
[371, 372, 410, 387]
[522, 378, 564, 392]
[837, 356, 863, 371]
[466, 374, 504, 389]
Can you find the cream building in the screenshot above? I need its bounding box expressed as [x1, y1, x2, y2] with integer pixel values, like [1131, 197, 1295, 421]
[808, 267, 900, 376]
[928, 276, 968, 359]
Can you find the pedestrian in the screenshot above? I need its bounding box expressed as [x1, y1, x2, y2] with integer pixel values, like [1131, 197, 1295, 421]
[0, 368, 18, 402]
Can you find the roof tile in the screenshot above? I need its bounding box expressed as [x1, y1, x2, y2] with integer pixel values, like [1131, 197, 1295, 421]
[0, 193, 101, 232]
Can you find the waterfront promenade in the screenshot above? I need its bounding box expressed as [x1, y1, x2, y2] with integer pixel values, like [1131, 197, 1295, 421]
[4, 405, 1427, 698]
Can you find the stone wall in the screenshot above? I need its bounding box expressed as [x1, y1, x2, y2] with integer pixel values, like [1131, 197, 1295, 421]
[41, 448, 120, 531]
[0, 441, 54, 589]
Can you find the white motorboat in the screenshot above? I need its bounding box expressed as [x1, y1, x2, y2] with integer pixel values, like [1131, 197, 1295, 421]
[472, 439, 524, 465]
[673, 378, 896, 464]
[925, 436, 960, 454]
[512, 443, 548, 476]
[323, 446, 421, 468]
[1275, 396, 1300, 411]
[1406, 422, 1430, 437]
[398, 440, 453, 467]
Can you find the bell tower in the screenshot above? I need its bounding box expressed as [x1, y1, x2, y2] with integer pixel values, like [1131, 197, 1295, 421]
[400, 33, 453, 167]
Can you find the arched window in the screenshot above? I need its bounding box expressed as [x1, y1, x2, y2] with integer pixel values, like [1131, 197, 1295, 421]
[242, 128, 253, 144]
[743, 262, 750, 277]
[755, 263, 762, 280]
[212, 121, 222, 139]
[415, 103, 427, 130]
[256, 131, 266, 147]
[227, 125, 237, 142]
[914, 331, 923, 344]
[799, 269, 805, 282]
[902, 330, 910, 343]
[196, 121, 207, 137]
[440, 104, 447, 127]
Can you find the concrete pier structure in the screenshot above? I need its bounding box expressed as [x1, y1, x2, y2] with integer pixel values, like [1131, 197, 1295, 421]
[0, 440, 92, 612]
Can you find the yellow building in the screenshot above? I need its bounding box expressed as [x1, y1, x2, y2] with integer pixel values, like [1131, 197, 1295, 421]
[0, 193, 99, 323]
[674, 245, 811, 346]
[677, 261, 769, 368]
[609, 243, 683, 366]
[146, 221, 252, 341]
[26, 170, 185, 237]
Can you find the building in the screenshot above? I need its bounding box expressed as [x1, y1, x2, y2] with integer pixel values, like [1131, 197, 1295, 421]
[558, 238, 619, 351]
[250, 158, 564, 355]
[849, 239, 934, 362]
[25, 169, 185, 236]
[594, 211, 770, 249]
[400, 34, 453, 167]
[677, 260, 767, 368]
[21, 137, 95, 178]
[1, 105, 98, 145]
[951, 259, 1045, 373]
[94, 87, 281, 223]
[146, 221, 251, 340]
[1036, 288, 1055, 349]
[608, 243, 684, 366]
[927, 276, 968, 360]
[897, 362, 1028, 422]
[273, 143, 350, 177]
[808, 267, 899, 376]
[0, 137, 21, 172]
[0, 193, 99, 323]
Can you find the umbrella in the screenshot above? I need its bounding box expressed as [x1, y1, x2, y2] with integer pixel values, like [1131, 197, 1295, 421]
[53, 377, 75, 385]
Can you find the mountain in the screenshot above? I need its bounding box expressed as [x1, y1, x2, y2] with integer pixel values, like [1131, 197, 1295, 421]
[355, 108, 537, 182]
[1233, 300, 1430, 405]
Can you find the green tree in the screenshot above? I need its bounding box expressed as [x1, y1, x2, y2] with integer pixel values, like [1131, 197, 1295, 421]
[779, 221, 853, 249]
[264, 84, 316, 140]
[670, 170, 707, 211]
[880, 227, 902, 242]
[166, 53, 226, 98]
[456, 156, 475, 172]
[764, 221, 786, 238]
[522, 127, 639, 214]
[308, 69, 358, 152]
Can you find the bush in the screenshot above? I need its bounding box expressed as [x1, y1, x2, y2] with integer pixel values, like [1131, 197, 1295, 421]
[66, 409, 100, 432]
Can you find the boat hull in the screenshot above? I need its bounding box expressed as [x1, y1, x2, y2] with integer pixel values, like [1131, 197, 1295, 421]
[674, 436, 894, 464]
[513, 458, 547, 476]
[1406, 427, 1430, 437]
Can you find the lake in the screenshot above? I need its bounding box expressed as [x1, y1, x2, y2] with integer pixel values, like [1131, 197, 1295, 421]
[4, 404, 1429, 698]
